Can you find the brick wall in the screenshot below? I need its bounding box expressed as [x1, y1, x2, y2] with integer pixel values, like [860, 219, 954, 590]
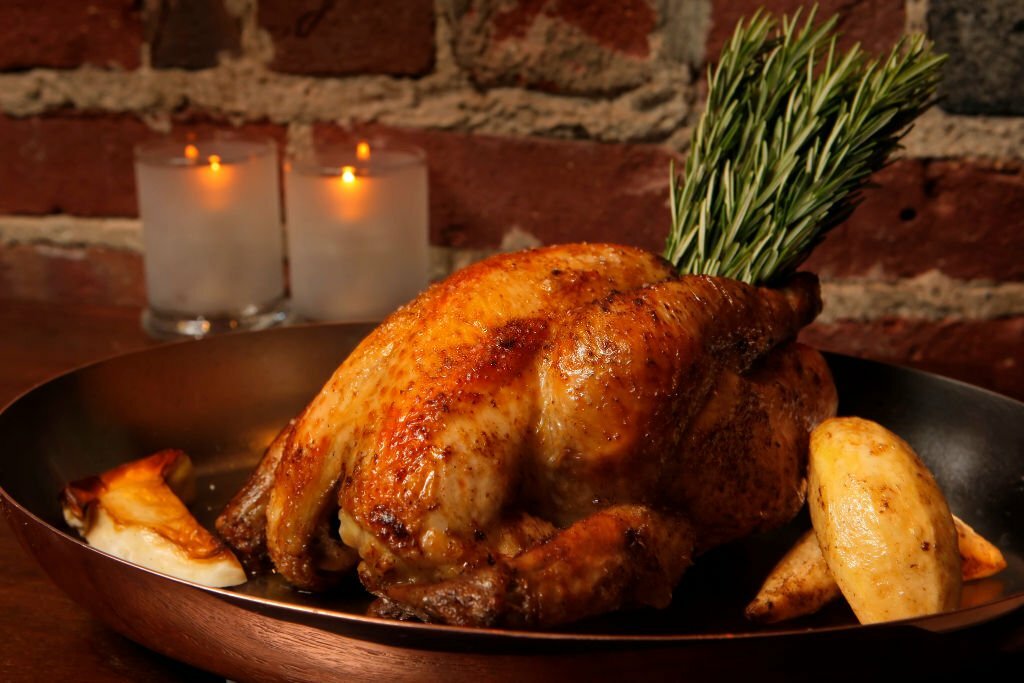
[0, 0, 1022, 399]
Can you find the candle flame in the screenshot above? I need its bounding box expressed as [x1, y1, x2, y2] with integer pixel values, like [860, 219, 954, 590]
[208, 154, 222, 172]
[341, 165, 356, 184]
[356, 141, 371, 161]
[184, 144, 199, 161]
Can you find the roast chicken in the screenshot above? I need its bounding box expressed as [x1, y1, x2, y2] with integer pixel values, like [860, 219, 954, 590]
[217, 243, 837, 627]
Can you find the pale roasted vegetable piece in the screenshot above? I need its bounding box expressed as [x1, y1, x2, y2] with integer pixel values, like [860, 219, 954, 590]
[955, 516, 1007, 581]
[808, 417, 961, 625]
[60, 449, 247, 588]
[745, 528, 840, 623]
[746, 515, 1005, 623]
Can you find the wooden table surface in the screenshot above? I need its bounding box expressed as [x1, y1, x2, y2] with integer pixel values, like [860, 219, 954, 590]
[0, 298, 219, 682]
[2, 298, 1022, 681]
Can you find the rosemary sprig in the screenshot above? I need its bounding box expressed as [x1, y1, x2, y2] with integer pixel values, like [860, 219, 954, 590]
[663, 7, 945, 285]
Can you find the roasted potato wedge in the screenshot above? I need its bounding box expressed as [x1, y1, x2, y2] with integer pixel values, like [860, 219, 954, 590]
[747, 515, 1006, 623]
[808, 417, 961, 624]
[745, 528, 840, 623]
[61, 449, 247, 587]
[955, 516, 1007, 581]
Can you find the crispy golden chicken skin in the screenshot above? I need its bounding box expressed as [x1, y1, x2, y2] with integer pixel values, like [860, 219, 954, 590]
[218, 243, 837, 627]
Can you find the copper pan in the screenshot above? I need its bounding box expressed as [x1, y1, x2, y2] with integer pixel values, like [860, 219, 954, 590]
[1, 323, 1022, 681]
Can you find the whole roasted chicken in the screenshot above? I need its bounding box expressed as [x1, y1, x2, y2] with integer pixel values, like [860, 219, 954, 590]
[218, 243, 837, 628]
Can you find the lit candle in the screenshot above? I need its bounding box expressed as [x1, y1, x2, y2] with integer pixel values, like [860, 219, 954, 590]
[134, 134, 288, 338]
[285, 142, 429, 321]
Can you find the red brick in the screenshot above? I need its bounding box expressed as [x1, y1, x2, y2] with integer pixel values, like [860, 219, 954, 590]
[0, 243, 144, 307]
[491, 0, 655, 55]
[801, 317, 1024, 401]
[0, 1, 142, 70]
[146, 0, 241, 70]
[259, 0, 434, 76]
[804, 160, 1024, 281]
[0, 115, 149, 216]
[453, 0, 656, 94]
[0, 115, 288, 217]
[707, 0, 905, 63]
[313, 125, 677, 250]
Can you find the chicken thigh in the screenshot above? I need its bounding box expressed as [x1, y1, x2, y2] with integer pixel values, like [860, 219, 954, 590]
[218, 243, 837, 627]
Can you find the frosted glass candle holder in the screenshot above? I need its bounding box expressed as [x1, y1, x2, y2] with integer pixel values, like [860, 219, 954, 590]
[285, 141, 429, 322]
[134, 134, 289, 339]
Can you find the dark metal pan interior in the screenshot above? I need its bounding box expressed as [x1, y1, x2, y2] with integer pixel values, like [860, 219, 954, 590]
[1, 323, 1022, 650]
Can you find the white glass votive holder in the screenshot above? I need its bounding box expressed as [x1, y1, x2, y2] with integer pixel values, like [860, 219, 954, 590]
[134, 134, 289, 339]
[285, 141, 429, 322]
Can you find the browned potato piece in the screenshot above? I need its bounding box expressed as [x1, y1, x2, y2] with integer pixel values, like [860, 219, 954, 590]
[746, 515, 1006, 623]
[745, 528, 841, 623]
[61, 449, 247, 587]
[808, 417, 961, 624]
[955, 516, 1007, 581]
